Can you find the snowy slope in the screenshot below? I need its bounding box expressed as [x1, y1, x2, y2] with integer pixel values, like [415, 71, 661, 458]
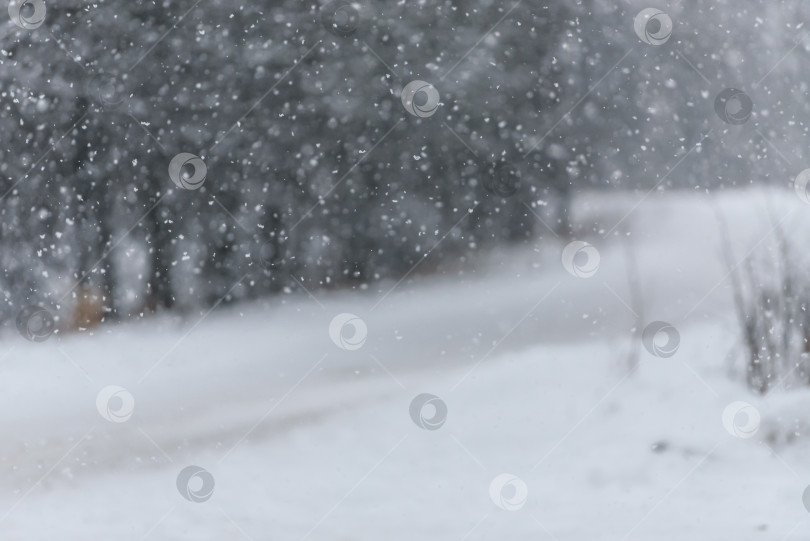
[1, 189, 809, 540]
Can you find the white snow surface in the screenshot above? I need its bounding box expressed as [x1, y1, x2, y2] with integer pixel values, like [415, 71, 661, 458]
[2, 189, 810, 540]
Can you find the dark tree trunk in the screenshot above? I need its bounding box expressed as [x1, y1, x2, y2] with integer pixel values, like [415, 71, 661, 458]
[97, 189, 118, 320]
[257, 206, 284, 293]
[146, 195, 175, 311]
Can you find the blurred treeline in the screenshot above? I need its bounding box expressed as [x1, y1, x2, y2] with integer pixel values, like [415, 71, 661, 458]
[0, 0, 806, 324]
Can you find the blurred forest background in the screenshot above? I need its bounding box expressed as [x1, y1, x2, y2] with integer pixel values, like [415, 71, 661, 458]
[0, 0, 806, 326]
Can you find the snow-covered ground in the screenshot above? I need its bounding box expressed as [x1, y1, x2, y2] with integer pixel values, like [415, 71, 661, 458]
[2, 189, 810, 540]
